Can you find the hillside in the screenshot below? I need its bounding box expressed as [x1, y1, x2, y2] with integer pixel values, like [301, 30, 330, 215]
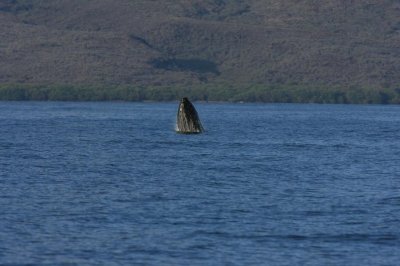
[1, 0, 400, 93]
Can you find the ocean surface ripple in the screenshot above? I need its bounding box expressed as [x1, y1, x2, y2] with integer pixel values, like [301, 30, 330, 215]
[1, 102, 399, 265]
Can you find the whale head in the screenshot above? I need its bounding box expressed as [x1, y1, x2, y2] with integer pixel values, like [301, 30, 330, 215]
[176, 97, 204, 134]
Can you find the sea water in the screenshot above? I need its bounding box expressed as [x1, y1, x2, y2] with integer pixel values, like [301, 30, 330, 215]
[0, 102, 399, 265]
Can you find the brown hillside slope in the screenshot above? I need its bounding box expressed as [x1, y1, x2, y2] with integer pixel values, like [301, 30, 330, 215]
[0, 0, 399, 89]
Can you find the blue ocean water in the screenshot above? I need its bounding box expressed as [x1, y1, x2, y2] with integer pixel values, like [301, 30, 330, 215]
[0, 102, 399, 265]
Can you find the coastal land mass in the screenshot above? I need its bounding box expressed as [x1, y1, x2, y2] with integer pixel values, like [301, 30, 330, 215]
[1, 0, 399, 103]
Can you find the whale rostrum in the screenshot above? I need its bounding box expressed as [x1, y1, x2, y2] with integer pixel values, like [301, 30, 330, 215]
[176, 97, 204, 134]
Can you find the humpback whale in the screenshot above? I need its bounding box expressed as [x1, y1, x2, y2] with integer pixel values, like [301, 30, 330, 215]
[176, 97, 204, 134]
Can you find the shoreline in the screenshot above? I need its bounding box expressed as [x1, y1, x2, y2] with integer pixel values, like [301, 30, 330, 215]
[1, 84, 399, 104]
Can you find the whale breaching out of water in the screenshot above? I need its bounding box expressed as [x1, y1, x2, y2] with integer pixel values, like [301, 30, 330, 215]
[176, 97, 204, 134]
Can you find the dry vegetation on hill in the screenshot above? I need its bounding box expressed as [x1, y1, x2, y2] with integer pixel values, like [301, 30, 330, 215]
[0, 0, 399, 101]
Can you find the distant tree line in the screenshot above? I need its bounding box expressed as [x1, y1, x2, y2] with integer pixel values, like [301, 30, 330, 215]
[0, 84, 399, 104]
